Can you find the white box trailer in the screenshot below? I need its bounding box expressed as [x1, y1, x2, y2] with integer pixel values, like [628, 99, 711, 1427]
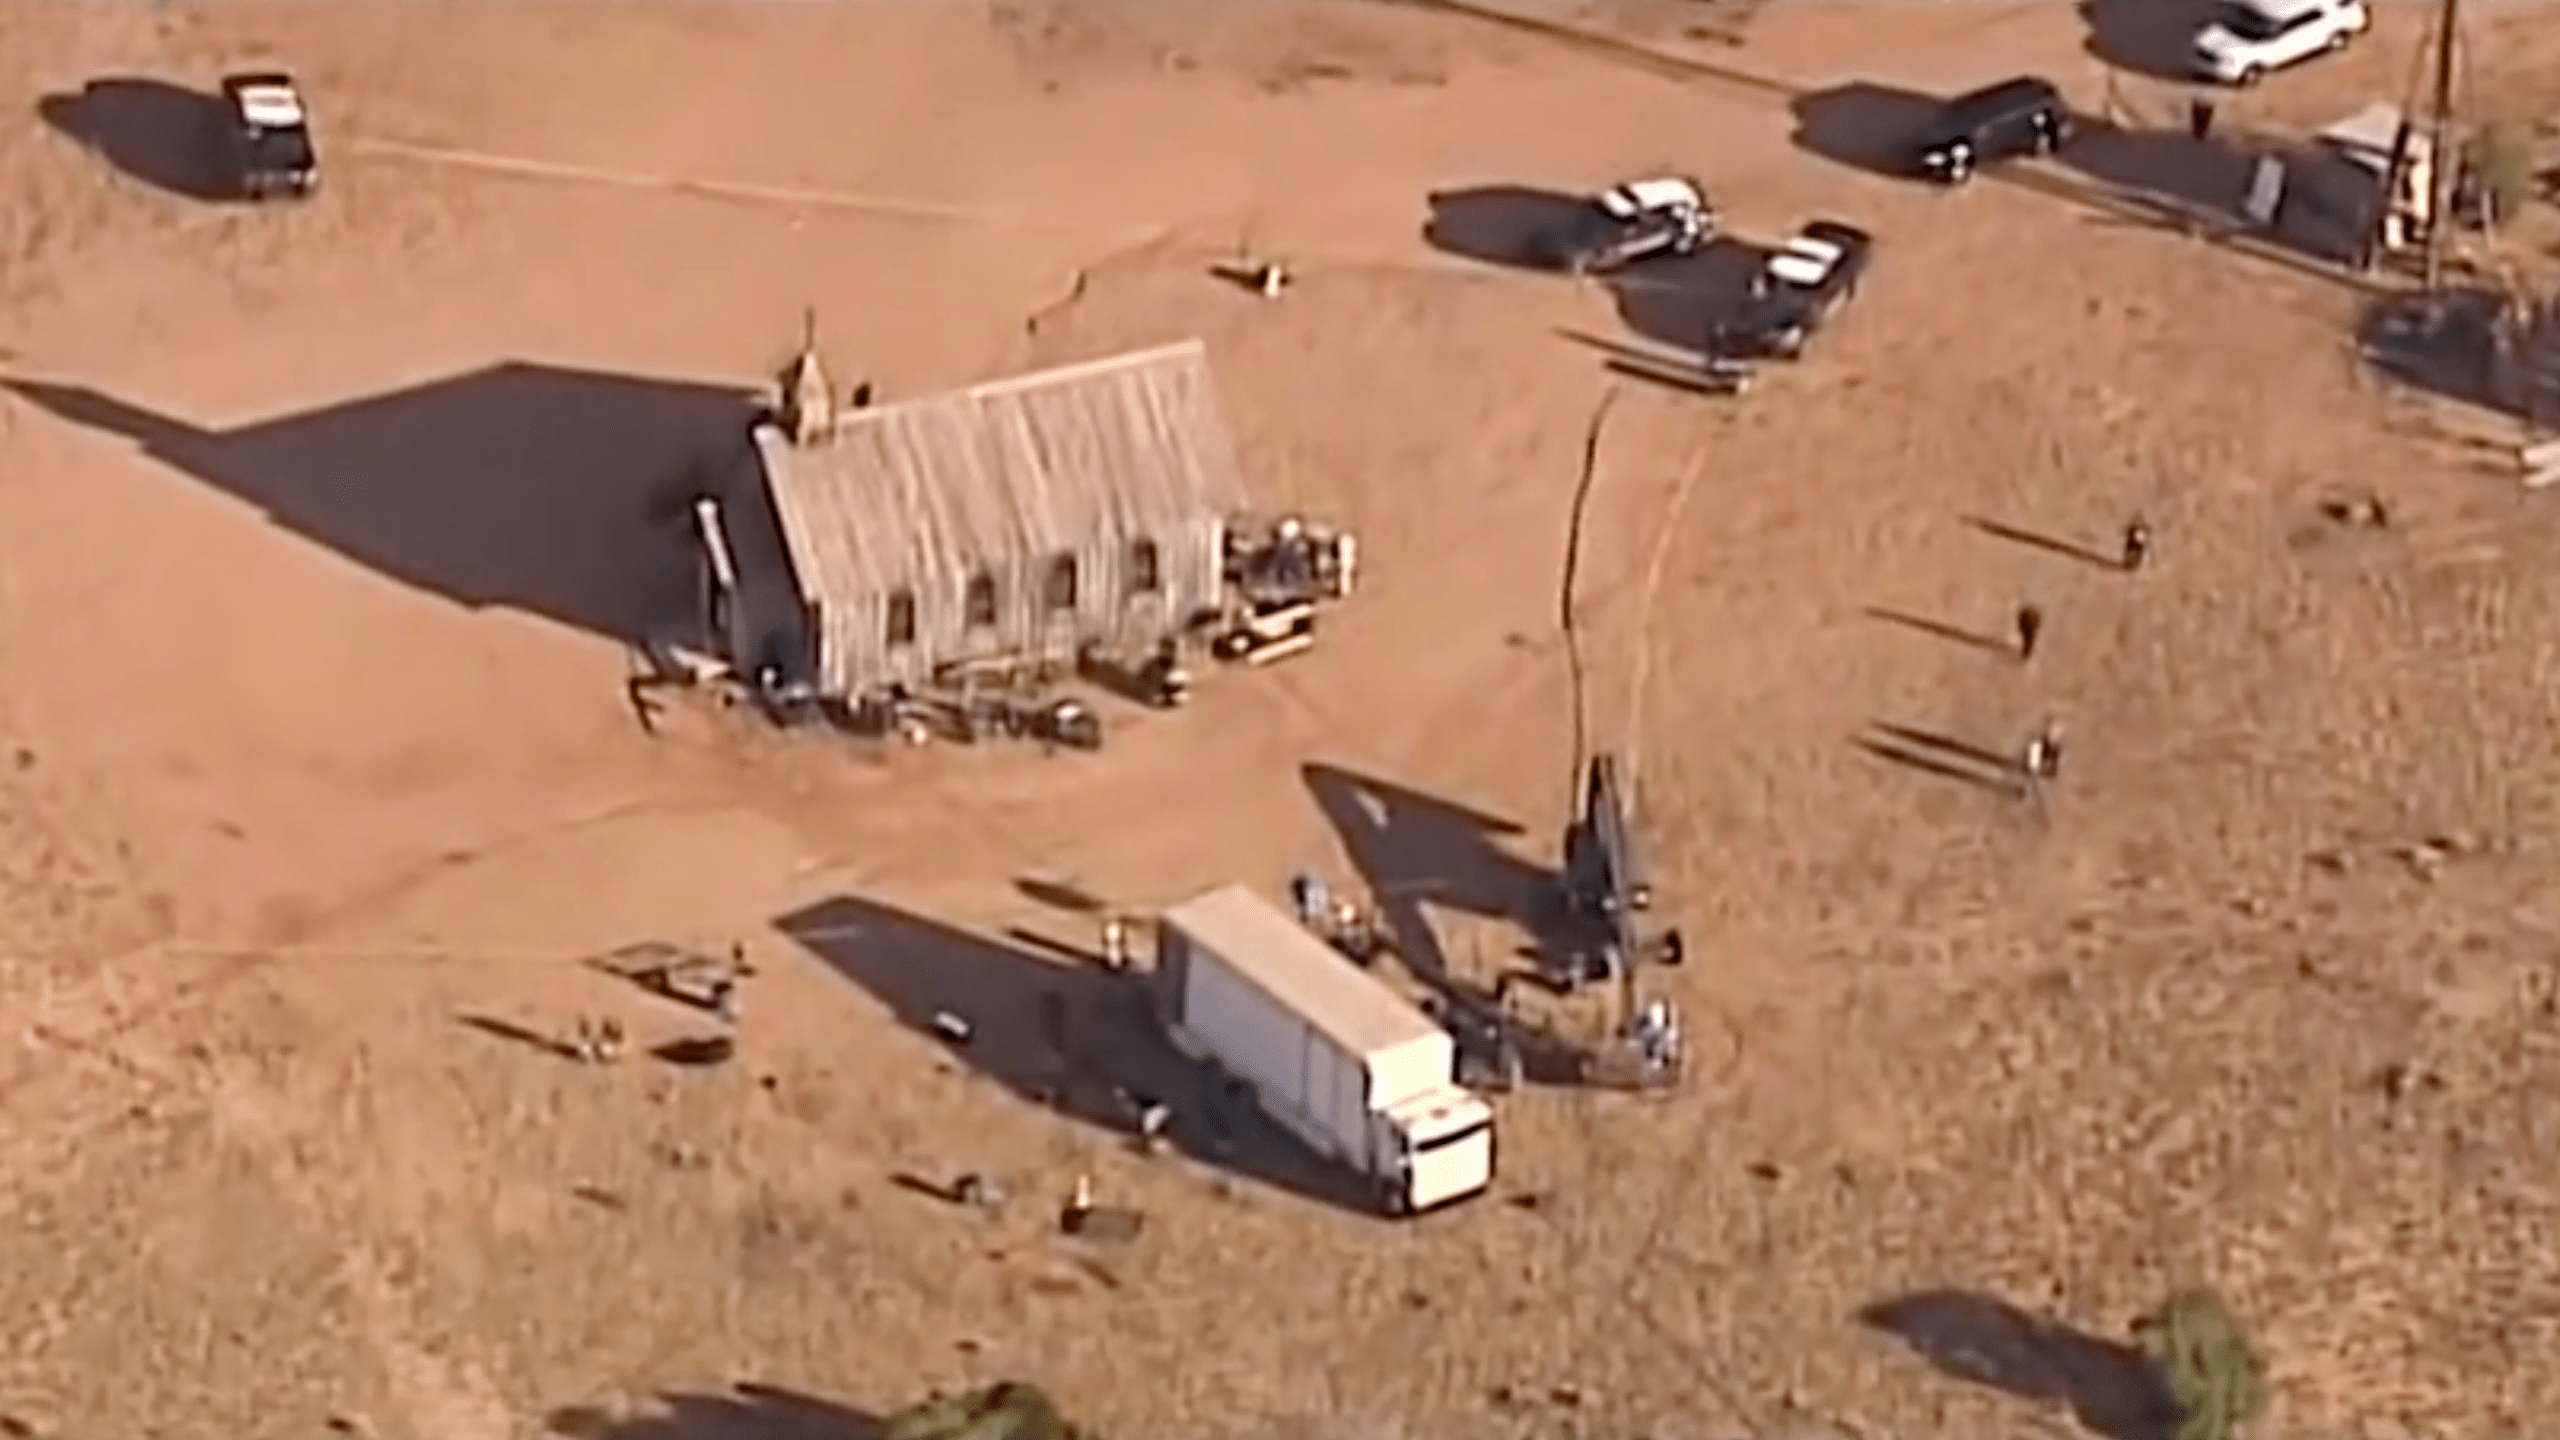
[1154, 884, 1496, 1216]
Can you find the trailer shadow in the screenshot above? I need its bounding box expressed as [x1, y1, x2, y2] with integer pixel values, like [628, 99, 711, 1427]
[775, 894, 1377, 1217]
[547, 1382, 885, 1440]
[3, 363, 763, 645]
[1860, 1288, 2176, 1440]
[37, 76, 237, 203]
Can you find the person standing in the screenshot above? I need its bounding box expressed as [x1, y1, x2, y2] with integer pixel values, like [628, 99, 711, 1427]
[2015, 604, 2045, 662]
[2022, 721, 2066, 787]
[2121, 519, 2152, 573]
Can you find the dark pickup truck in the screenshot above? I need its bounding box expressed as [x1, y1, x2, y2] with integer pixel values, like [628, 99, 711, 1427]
[1714, 220, 1873, 361]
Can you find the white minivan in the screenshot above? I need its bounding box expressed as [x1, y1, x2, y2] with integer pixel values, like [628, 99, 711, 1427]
[2193, 0, 2370, 86]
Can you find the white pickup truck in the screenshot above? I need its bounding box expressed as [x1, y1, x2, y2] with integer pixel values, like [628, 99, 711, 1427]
[1154, 884, 1496, 1216]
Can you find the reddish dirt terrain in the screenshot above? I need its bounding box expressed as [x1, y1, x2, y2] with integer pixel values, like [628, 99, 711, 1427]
[3, 3, 2559, 1438]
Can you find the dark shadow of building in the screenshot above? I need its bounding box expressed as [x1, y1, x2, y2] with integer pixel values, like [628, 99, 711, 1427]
[4, 363, 764, 643]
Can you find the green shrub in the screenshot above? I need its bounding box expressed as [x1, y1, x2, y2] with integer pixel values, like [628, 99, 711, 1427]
[2135, 1288, 2268, 1440]
[883, 1382, 1095, 1440]
[2470, 121, 2538, 225]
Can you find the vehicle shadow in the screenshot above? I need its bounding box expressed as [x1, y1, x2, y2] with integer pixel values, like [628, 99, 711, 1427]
[3, 363, 764, 644]
[2079, 0, 2216, 84]
[1860, 1288, 2177, 1440]
[547, 1383, 884, 1440]
[1606, 237, 1771, 356]
[1421, 183, 1588, 271]
[775, 893, 1379, 1217]
[36, 76, 237, 203]
[1789, 81, 1943, 181]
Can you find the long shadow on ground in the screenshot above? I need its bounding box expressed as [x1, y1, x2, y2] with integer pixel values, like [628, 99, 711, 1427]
[5, 364, 763, 643]
[1608, 237, 1772, 356]
[549, 1383, 883, 1440]
[1301, 761, 1546, 988]
[37, 76, 238, 202]
[1419, 187, 1769, 361]
[2359, 285, 2534, 419]
[1301, 762, 1603, 1085]
[775, 893, 1380, 1217]
[1790, 80, 1945, 182]
[1862, 1288, 2177, 1440]
[1421, 183, 1588, 271]
[1785, 76, 2382, 288]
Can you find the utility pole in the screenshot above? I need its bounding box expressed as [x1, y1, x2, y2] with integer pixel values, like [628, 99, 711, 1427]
[2420, 0, 2462, 294]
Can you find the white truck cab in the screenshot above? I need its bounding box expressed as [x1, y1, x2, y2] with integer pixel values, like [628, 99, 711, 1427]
[2194, 0, 2369, 85]
[1380, 1086, 1498, 1214]
[1598, 175, 1707, 222]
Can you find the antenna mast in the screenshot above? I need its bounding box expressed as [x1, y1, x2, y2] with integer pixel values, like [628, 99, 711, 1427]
[2420, 0, 2463, 294]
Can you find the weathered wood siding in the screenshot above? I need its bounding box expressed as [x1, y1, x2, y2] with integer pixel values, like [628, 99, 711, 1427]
[753, 341, 1249, 696]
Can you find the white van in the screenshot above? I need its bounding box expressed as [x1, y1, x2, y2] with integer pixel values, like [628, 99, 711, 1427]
[2193, 0, 2370, 86]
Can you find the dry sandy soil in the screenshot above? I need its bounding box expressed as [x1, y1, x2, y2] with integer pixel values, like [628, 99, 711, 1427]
[4, 2, 2560, 1438]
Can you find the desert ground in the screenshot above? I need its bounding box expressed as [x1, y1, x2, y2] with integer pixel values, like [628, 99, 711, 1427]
[3, 2, 2559, 1437]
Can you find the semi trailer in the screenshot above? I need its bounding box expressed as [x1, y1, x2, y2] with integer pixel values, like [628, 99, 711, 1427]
[1154, 884, 1496, 1216]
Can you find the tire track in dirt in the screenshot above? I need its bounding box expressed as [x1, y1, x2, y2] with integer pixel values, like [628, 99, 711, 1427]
[1618, 428, 1714, 808]
[1558, 384, 1623, 811]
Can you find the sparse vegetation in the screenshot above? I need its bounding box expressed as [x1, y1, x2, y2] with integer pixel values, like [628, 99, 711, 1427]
[2135, 1289, 2268, 1440]
[2469, 120, 2539, 225]
[884, 1383, 1096, 1440]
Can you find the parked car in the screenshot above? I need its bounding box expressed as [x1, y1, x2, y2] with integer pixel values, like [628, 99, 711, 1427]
[220, 72, 318, 201]
[2193, 0, 2370, 86]
[1915, 76, 2072, 185]
[1718, 220, 1873, 360]
[1540, 174, 1716, 275]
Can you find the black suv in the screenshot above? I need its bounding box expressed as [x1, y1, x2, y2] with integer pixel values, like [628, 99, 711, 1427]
[1915, 76, 2071, 185]
[220, 72, 319, 201]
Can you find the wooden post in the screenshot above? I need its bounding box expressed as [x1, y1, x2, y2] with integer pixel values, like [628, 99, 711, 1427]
[2420, 0, 2462, 295]
[693, 499, 744, 666]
